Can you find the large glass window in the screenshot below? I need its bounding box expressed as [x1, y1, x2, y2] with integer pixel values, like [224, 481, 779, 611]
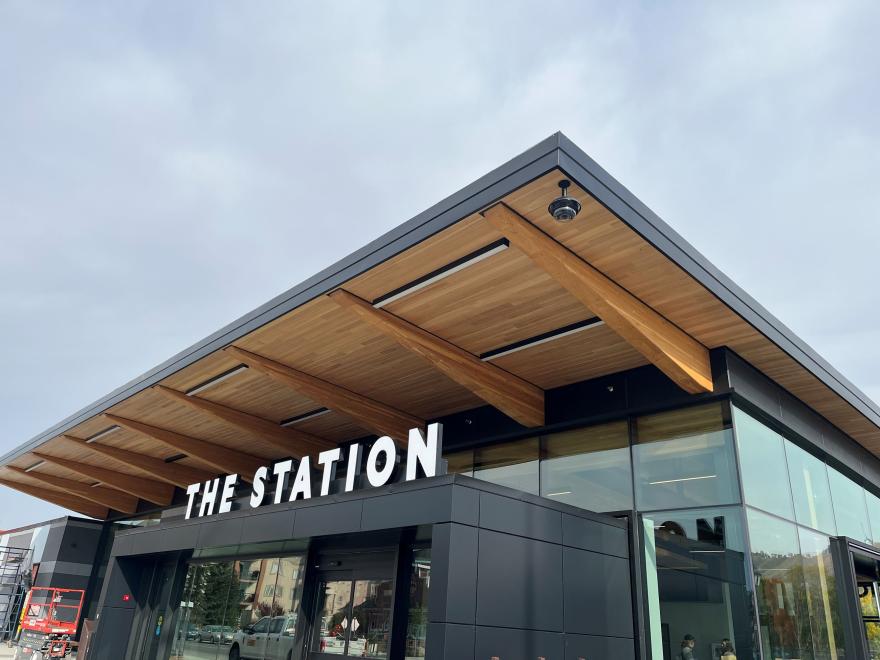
[634, 404, 739, 510]
[733, 407, 794, 519]
[798, 527, 845, 660]
[747, 509, 812, 660]
[540, 420, 632, 512]
[647, 506, 755, 660]
[786, 443, 837, 536]
[472, 437, 539, 495]
[405, 548, 431, 659]
[167, 554, 305, 660]
[866, 492, 880, 548]
[828, 467, 872, 543]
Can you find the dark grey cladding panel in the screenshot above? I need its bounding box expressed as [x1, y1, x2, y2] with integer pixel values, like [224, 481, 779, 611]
[474, 625, 564, 660]
[451, 484, 479, 525]
[476, 528, 563, 631]
[41, 525, 65, 563]
[361, 485, 459, 531]
[292, 500, 363, 538]
[425, 622, 475, 660]
[34, 573, 90, 590]
[779, 390, 824, 450]
[429, 523, 478, 625]
[726, 351, 781, 418]
[562, 513, 629, 558]
[90, 607, 136, 660]
[197, 516, 244, 548]
[563, 546, 633, 638]
[132, 523, 200, 555]
[111, 532, 134, 557]
[241, 509, 296, 544]
[565, 632, 637, 660]
[57, 524, 103, 565]
[477, 491, 563, 543]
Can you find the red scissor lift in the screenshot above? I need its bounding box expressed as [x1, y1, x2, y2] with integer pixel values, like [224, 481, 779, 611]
[14, 587, 84, 659]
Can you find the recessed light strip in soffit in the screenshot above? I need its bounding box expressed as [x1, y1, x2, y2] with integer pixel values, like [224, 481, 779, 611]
[85, 425, 121, 444]
[185, 364, 249, 396]
[372, 239, 509, 308]
[480, 317, 604, 361]
[280, 408, 331, 427]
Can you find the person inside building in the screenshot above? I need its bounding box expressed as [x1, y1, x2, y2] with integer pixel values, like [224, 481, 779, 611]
[680, 634, 697, 660]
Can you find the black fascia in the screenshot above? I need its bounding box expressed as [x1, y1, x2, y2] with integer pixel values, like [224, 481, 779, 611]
[3, 131, 879, 467]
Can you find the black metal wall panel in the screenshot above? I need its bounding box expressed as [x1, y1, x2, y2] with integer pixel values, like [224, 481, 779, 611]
[563, 546, 634, 638]
[428, 522, 479, 626]
[475, 528, 564, 631]
[474, 626, 565, 660]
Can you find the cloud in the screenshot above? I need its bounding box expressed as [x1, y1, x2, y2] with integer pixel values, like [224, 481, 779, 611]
[0, 0, 878, 528]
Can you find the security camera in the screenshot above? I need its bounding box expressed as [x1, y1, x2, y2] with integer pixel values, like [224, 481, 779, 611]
[548, 179, 581, 222]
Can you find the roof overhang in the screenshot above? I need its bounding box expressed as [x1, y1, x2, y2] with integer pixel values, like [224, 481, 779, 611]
[3, 132, 879, 519]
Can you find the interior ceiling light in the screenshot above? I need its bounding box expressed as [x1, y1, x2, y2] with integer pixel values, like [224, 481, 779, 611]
[85, 425, 121, 444]
[548, 179, 582, 222]
[372, 239, 509, 308]
[280, 408, 331, 427]
[185, 364, 249, 396]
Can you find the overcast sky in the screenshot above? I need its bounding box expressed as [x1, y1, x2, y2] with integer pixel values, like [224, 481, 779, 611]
[1, 1, 878, 530]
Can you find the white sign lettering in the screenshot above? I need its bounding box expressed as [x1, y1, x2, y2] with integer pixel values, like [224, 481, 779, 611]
[185, 422, 444, 520]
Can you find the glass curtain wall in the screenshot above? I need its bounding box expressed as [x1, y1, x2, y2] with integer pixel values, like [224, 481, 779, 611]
[168, 554, 305, 660]
[447, 402, 753, 660]
[444, 401, 880, 660]
[733, 406, 875, 660]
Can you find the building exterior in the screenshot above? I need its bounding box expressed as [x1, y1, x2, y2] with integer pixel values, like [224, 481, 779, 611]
[0, 516, 109, 641]
[1, 133, 879, 660]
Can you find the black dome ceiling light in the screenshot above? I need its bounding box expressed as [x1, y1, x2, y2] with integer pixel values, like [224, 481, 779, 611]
[548, 179, 581, 222]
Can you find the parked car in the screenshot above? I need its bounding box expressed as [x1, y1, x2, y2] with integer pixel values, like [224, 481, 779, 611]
[199, 625, 235, 644]
[229, 614, 297, 660]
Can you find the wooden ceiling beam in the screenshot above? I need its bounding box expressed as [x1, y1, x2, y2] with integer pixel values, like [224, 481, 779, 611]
[0, 476, 109, 519]
[153, 385, 334, 458]
[327, 289, 545, 427]
[104, 415, 266, 482]
[5, 466, 138, 514]
[32, 452, 175, 506]
[225, 345, 425, 444]
[62, 434, 217, 489]
[482, 203, 714, 394]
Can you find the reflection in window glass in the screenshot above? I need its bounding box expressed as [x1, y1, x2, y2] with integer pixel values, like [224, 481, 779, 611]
[798, 527, 845, 660]
[168, 562, 237, 660]
[747, 509, 812, 660]
[473, 437, 539, 495]
[541, 421, 632, 512]
[866, 492, 880, 548]
[634, 404, 739, 510]
[786, 443, 837, 535]
[733, 407, 794, 519]
[315, 579, 352, 655]
[827, 467, 871, 543]
[406, 548, 431, 659]
[650, 507, 755, 660]
[351, 578, 394, 659]
[444, 449, 474, 477]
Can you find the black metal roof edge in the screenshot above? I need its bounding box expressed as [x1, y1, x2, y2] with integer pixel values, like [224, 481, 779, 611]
[0, 133, 566, 466]
[554, 133, 880, 429]
[4, 131, 878, 467]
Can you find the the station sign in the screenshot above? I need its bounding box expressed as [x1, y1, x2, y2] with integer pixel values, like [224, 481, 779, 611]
[184, 423, 443, 520]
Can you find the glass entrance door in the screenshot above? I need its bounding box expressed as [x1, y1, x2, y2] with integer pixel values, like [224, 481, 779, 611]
[309, 563, 395, 659]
